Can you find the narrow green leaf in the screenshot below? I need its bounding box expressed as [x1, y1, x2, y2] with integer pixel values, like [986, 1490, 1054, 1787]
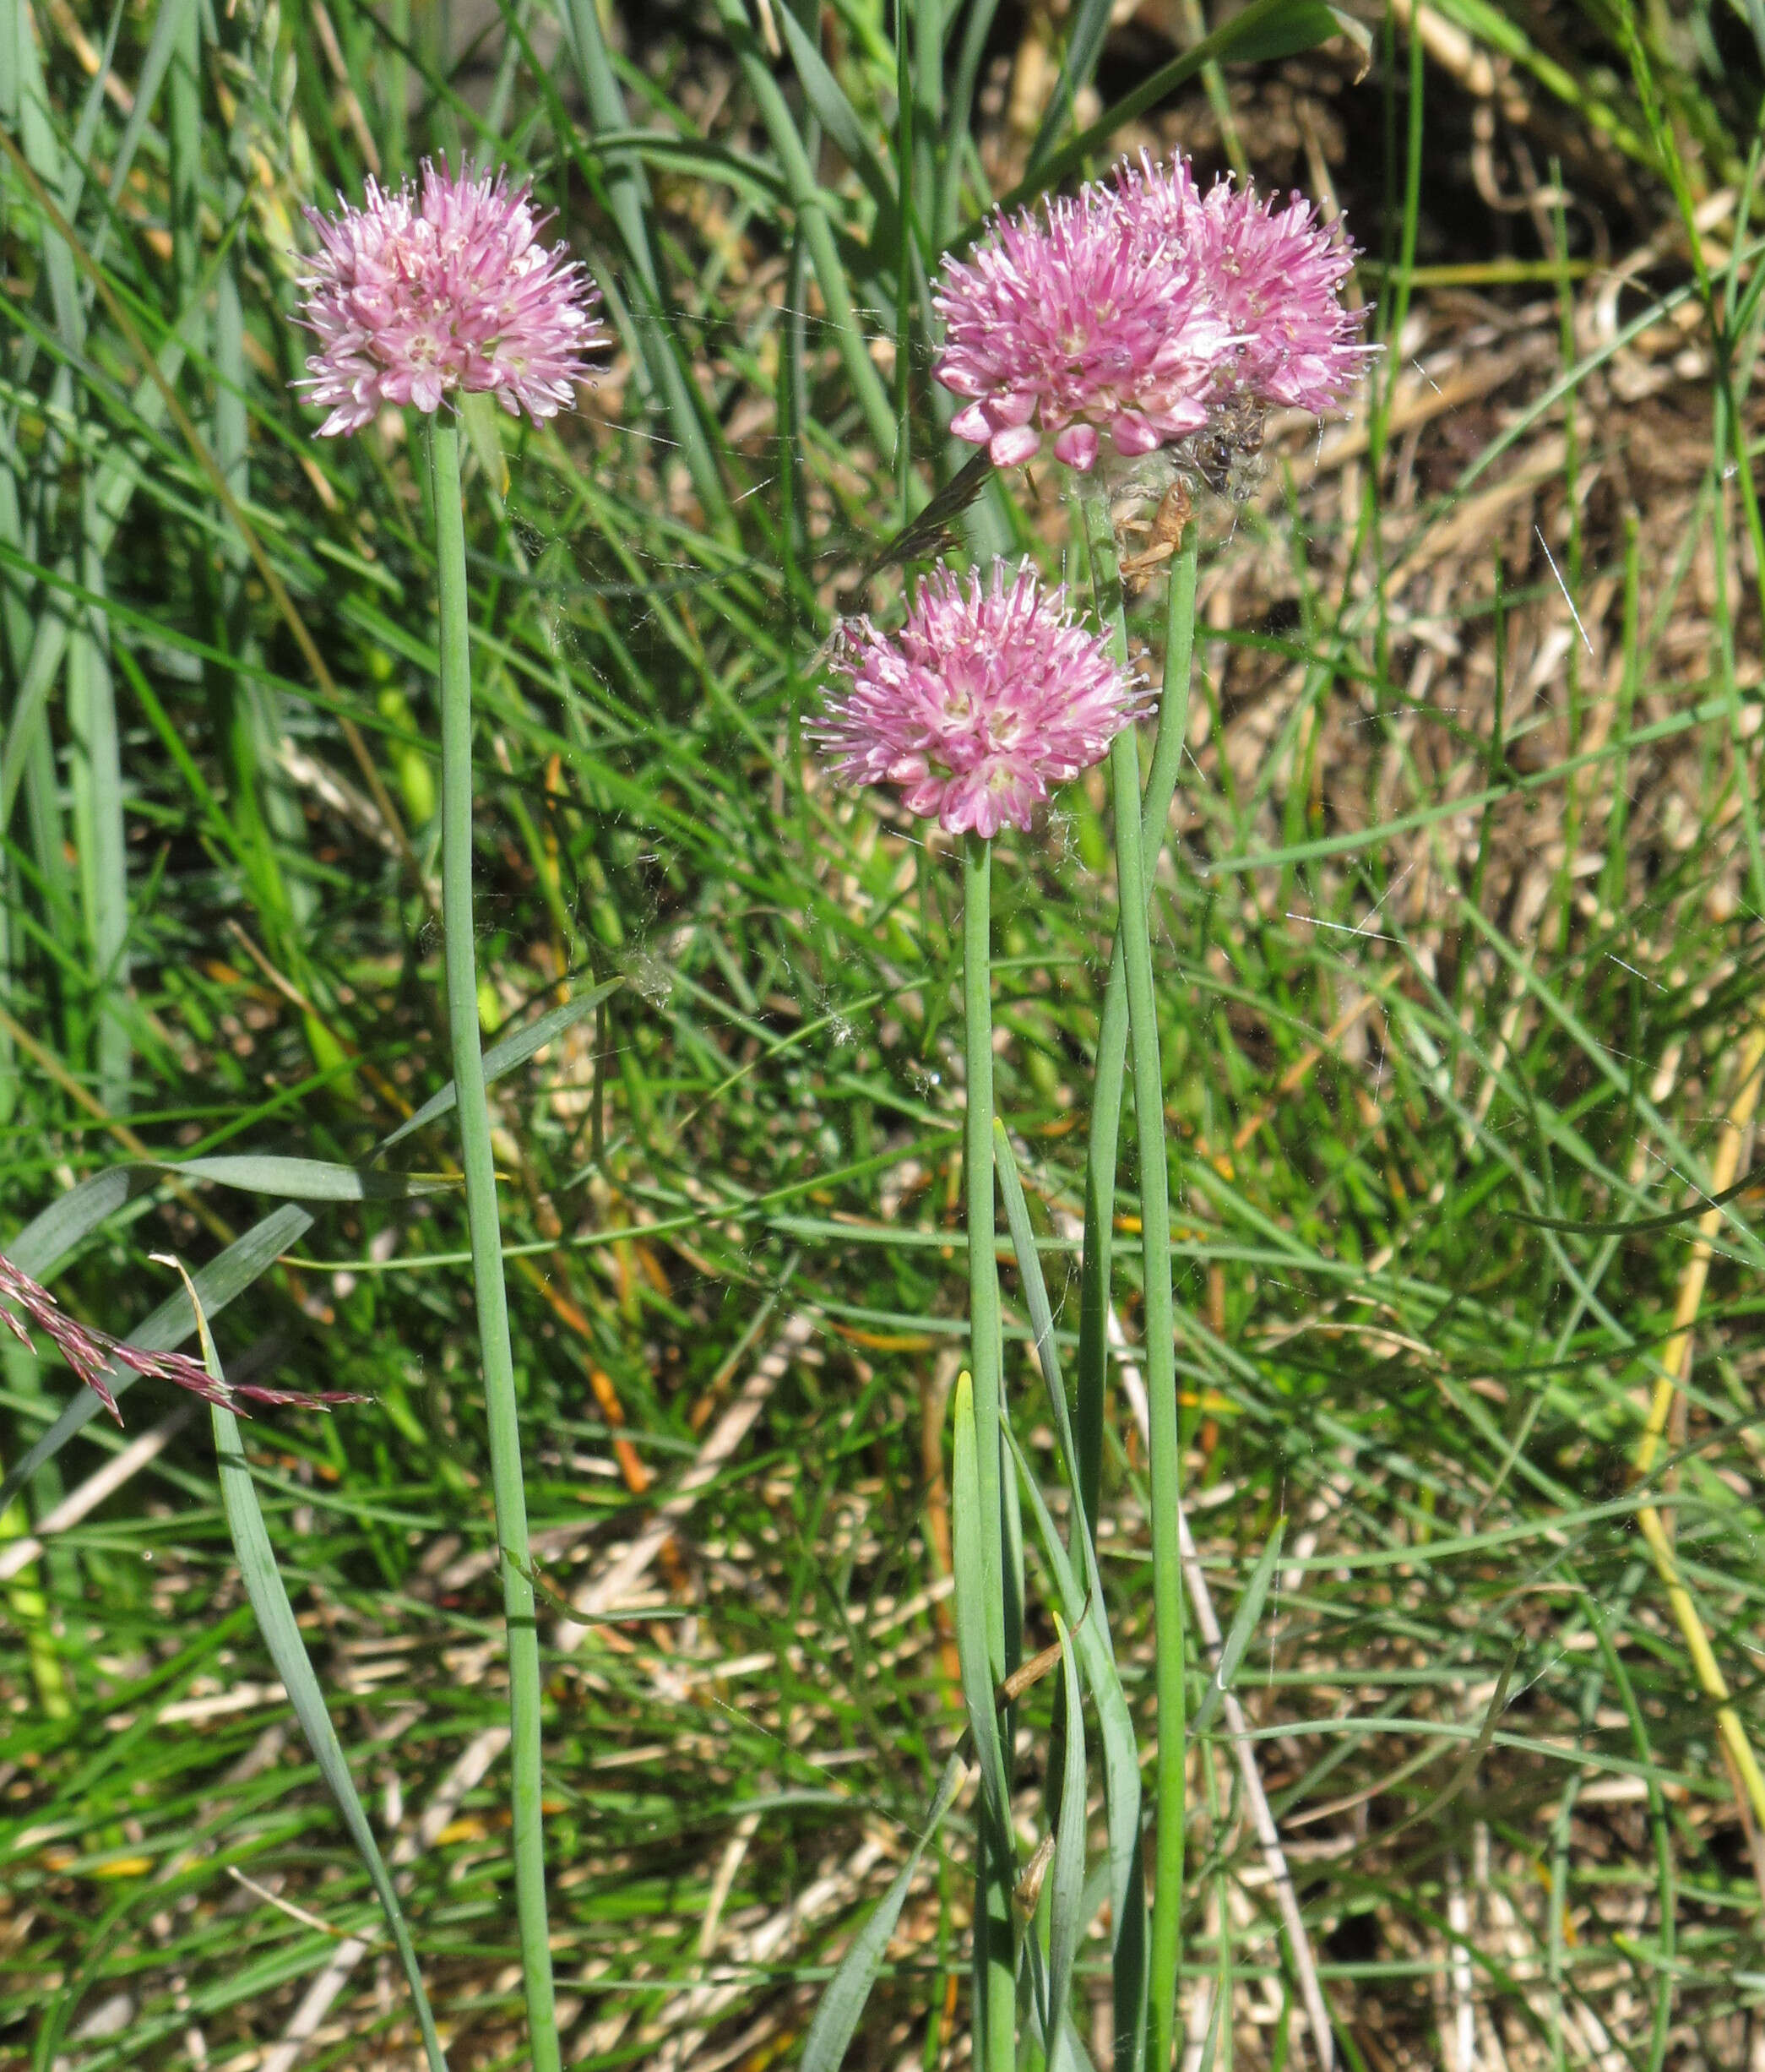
[991, 1119, 1091, 1557]
[1024, 0, 1119, 180]
[375, 978, 622, 1156]
[964, 0, 1361, 245]
[100, 0, 199, 229]
[456, 389, 510, 504]
[1002, 1417, 1145, 2072]
[187, 1286, 448, 2072]
[68, 603, 131, 1115]
[1056, 2011, 1101, 2072]
[774, 5, 902, 244]
[799, 1749, 967, 2072]
[709, 0, 899, 459]
[0, 334, 191, 832]
[14, 1154, 455, 1207]
[1, 978, 621, 1512]
[4, 1167, 157, 1281]
[1189, 1520, 1286, 1740]
[551, 0, 734, 528]
[1, 1154, 438, 1278]
[951, 1370, 1013, 1851]
[171, 1156, 454, 1201]
[1506, 1168, 1756, 1236]
[1045, 1612, 1088, 2058]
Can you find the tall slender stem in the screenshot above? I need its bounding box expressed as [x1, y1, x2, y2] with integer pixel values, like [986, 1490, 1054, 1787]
[962, 829, 1016, 2072]
[1074, 525, 1198, 1534]
[963, 831, 1005, 1677]
[1080, 487, 1187, 2072]
[428, 416, 561, 2072]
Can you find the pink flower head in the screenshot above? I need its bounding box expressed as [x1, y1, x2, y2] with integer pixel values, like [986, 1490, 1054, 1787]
[295, 159, 606, 438]
[812, 562, 1150, 837]
[0, 1252, 364, 1425]
[932, 186, 1231, 474]
[1116, 154, 1373, 415]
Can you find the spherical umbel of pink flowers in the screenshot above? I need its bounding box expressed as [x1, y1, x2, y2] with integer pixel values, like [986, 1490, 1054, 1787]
[812, 562, 1152, 839]
[931, 187, 1231, 476]
[1114, 153, 1373, 417]
[295, 160, 606, 438]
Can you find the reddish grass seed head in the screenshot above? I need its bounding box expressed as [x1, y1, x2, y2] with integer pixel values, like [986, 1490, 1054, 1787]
[932, 185, 1232, 474]
[0, 1253, 363, 1424]
[1116, 152, 1375, 416]
[295, 159, 607, 438]
[812, 562, 1152, 839]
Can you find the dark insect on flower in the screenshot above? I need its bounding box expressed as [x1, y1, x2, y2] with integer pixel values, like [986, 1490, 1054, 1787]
[1184, 394, 1268, 498]
[0, 1253, 363, 1424]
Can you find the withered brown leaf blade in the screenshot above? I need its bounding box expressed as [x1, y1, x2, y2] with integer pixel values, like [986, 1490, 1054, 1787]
[859, 447, 996, 581]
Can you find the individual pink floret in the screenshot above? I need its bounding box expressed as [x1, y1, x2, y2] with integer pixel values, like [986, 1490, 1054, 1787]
[295, 159, 607, 438]
[1116, 153, 1374, 415]
[931, 187, 1231, 474]
[812, 562, 1151, 838]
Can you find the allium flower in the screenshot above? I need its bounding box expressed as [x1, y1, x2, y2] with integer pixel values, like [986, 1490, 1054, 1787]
[932, 188, 1231, 474]
[295, 160, 606, 438]
[0, 1253, 362, 1424]
[813, 562, 1151, 837]
[1116, 154, 1373, 415]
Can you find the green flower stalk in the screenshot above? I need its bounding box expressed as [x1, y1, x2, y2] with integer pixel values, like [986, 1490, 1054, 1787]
[1080, 483, 1192, 2072]
[295, 157, 607, 2072]
[812, 558, 1146, 2066]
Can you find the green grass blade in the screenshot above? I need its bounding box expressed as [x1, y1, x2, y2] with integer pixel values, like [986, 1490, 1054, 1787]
[952, 1365, 1018, 2072]
[1045, 1611, 1088, 2058]
[1074, 530, 1199, 1534]
[66, 575, 130, 1114]
[374, 977, 622, 1156]
[1188, 1521, 1286, 1740]
[1024, 0, 1118, 180]
[193, 1313, 448, 2072]
[962, 0, 1365, 245]
[774, 5, 901, 235]
[1083, 485, 1186, 2072]
[0, 334, 189, 832]
[3, 1169, 150, 1281]
[799, 1749, 966, 2072]
[100, 0, 199, 233]
[950, 1368, 1013, 1864]
[709, 0, 899, 460]
[1001, 1417, 1144, 2072]
[550, 0, 733, 530]
[991, 1117, 1090, 1553]
[167, 1156, 454, 1200]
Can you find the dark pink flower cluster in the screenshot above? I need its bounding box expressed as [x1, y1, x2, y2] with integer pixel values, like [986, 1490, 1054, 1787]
[0, 1253, 361, 1424]
[1114, 154, 1374, 416]
[812, 563, 1149, 838]
[296, 160, 606, 438]
[933, 187, 1229, 474]
[933, 152, 1371, 474]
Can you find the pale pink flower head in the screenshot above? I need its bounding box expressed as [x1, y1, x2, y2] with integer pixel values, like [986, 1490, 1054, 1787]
[931, 187, 1232, 474]
[1116, 153, 1374, 415]
[295, 159, 607, 438]
[812, 562, 1151, 838]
